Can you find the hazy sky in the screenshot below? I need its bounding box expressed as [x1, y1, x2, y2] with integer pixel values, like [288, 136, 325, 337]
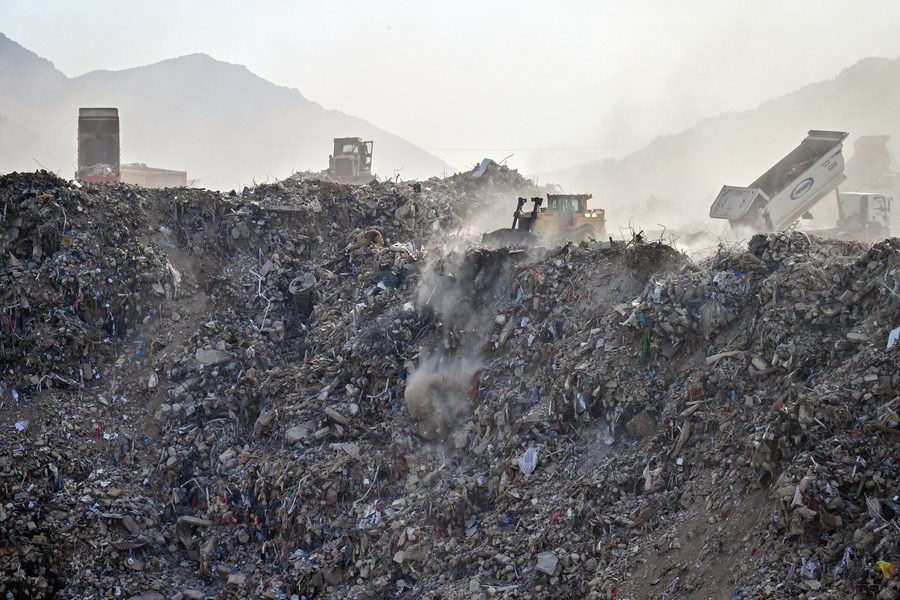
[4, 0, 900, 174]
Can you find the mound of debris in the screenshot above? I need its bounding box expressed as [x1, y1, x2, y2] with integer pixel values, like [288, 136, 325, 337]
[0, 170, 897, 600]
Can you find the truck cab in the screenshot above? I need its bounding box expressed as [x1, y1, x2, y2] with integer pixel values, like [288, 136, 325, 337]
[836, 192, 891, 233]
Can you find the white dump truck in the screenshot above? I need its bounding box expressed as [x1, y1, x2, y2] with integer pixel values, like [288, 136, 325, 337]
[710, 130, 892, 241]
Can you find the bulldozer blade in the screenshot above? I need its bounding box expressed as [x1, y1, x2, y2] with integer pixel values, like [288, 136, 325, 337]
[481, 228, 537, 248]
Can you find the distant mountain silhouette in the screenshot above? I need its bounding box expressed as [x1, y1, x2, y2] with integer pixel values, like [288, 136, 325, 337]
[542, 56, 900, 234]
[0, 33, 453, 189]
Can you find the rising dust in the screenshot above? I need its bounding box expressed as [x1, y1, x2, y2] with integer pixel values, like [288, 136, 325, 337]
[403, 355, 481, 441]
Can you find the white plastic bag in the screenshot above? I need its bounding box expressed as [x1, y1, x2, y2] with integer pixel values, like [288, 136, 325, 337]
[518, 447, 539, 475]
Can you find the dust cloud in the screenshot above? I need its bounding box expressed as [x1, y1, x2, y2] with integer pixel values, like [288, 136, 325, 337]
[403, 355, 481, 441]
[406, 225, 525, 443]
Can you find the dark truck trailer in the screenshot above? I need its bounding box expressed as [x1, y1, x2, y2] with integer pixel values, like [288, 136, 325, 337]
[76, 107, 120, 183]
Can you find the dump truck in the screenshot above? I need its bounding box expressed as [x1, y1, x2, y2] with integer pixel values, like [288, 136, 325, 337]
[327, 137, 373, 183]
[710, 130, 848, 233]
[710, 130, 892, 241]
[76, 107, 120, 183]
[482, 193, 606, 247]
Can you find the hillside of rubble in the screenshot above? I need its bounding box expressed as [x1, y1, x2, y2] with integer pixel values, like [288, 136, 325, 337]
[0, 163, 898, 600]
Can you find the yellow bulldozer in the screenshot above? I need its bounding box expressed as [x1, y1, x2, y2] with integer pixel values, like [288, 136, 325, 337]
[326, 137, 374, 184]
[482, 193, 606, 247]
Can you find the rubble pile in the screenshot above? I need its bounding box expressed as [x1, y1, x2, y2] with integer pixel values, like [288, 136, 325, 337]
[284, 159, 549, 247]
[0, 170, 897, 600]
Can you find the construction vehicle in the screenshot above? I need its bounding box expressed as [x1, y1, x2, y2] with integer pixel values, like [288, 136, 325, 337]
[76, 108, 120, 183]
[829, 192, 891, 239]
[482, 193, 606, 247]
[827, 135, 897, 240]
[326, 137, 373, 183]
[710, 130, 892, 241]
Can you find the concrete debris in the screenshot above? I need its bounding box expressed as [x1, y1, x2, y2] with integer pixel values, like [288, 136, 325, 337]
[535, 551, 559, 576]
[0, 169, 898, 600]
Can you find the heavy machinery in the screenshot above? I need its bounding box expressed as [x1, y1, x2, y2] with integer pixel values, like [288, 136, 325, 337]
[76, 107, 120, 183]
[830, 135, 897, 239]
[482, 193, 606, 247]
[831, 192, 891, 239]
[327, 137, 373, 183]
[710, 130, 892, 241]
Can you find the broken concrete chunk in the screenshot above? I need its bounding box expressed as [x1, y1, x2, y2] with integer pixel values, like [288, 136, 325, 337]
[324, 407, 350, 426]
[177, 516, 213, 527]
[285, 424, 310, 445]
[195, 348, 229, 365]
[536, 551, 559, 575]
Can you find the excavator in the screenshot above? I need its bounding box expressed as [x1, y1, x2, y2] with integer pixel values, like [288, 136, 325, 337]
[482, 193, 606, 247]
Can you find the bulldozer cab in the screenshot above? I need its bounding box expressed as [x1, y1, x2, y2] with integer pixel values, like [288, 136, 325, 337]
[546, 194, 589, 228]
[546, 194, 590, 211]
[330, 137, 373, 181]
[546, 194, 593, 228]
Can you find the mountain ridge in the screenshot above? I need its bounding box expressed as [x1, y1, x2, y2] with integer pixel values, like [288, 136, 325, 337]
[0, 33, 453, 189]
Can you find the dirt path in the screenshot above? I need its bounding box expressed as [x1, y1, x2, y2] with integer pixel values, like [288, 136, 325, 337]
[620, 479, 771, 600]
